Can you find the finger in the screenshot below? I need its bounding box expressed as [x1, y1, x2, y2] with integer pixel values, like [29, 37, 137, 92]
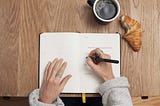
[101, 53, 111, 59]
[89, 48, 97, 57]
[86, 57, 97, 70]
[55, 62, 67, 80]
[94, 48, 104, 57]
[89, 48, 111, 59]
[89, 48, 102, 57]
[49, 58, 63, 79]
[43, 61, 51, 81]
[60, 74, 72, 91]
[41, 61, 51, 89]
[47, 58, 58, 80]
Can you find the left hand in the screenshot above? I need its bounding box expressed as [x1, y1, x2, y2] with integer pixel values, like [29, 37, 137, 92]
[39, 58, 72, 104]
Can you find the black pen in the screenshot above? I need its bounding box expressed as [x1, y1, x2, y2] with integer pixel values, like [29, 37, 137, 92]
[90, 56, 119, 64]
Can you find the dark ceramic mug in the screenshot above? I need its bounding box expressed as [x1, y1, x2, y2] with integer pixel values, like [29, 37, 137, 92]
[87, 0, 120, 23]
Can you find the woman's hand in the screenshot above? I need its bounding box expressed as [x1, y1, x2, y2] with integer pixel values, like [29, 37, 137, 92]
[86, 48, 114, 81]
[39, 58, 72, 104]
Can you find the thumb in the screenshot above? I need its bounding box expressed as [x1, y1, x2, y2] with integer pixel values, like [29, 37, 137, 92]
[86, 57, 97, 70]
[60, 74, 72, 90]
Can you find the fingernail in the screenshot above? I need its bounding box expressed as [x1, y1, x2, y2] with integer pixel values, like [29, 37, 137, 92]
[86, 57, 90, 61]
[69, 74, 72, 77]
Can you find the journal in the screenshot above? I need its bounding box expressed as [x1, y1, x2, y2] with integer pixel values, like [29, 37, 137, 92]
[39, 32, 120, 93]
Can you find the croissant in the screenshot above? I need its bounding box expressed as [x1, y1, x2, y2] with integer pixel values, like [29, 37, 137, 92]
[120, 15, 143, 52]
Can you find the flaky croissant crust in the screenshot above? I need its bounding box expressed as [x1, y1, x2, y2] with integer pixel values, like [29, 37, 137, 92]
[120, 15, 143, 52]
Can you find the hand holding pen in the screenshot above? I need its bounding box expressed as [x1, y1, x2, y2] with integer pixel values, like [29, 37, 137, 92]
[86, 48, 115, 81]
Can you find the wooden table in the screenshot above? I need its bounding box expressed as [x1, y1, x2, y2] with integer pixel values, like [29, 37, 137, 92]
[0, 0, 160, 98]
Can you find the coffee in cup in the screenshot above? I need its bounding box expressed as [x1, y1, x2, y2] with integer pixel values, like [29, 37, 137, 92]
[87, 0, 120, 24]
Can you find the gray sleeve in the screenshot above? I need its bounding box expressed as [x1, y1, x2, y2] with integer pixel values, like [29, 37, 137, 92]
[29, 89, 64, 106]
[99, 77, 133, 106]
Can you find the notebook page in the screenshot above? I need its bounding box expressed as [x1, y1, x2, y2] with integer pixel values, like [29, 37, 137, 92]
[79, 33, 120, 93]
[39, 33, 81, 93]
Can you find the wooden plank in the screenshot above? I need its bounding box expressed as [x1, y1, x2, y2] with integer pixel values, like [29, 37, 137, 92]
[0, 0, 20, 96]
[140, 0, 160, 96]
[17, 0, 39, 96]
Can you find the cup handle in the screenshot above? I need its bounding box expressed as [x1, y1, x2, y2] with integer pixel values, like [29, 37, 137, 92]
[87, 0, 95, 7]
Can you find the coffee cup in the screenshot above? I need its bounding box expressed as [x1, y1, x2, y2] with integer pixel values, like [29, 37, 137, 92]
[87, 0, 120, 24]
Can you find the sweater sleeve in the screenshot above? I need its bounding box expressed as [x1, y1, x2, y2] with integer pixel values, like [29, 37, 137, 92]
[99, 77, 133, 106]
[29, 89, 64, 106]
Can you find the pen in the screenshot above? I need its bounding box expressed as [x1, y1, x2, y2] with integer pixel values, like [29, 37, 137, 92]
[90, 56, 119, 64]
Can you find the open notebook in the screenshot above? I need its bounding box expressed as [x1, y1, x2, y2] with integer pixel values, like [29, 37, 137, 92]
[39, 32, 120, 93]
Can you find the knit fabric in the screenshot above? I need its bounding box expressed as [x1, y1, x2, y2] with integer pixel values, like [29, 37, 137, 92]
[29, 77, 133, 106]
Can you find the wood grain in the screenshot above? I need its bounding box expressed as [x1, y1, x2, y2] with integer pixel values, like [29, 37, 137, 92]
[0, 0, 20, 96]
[18, 0, 81, 96]
[0, 0, 160, 98]
[120, 0, 160, 96]
[132, 96, 160, 106]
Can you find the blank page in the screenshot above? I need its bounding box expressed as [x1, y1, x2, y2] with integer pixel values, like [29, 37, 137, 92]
[39, 32, 80, 93]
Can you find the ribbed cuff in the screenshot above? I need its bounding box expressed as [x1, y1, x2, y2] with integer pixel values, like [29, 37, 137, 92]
[99, 77, 130, 96]
[29, 89, 63, 106]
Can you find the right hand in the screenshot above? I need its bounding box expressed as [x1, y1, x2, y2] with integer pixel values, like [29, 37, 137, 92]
[86, 48, 115, 81]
